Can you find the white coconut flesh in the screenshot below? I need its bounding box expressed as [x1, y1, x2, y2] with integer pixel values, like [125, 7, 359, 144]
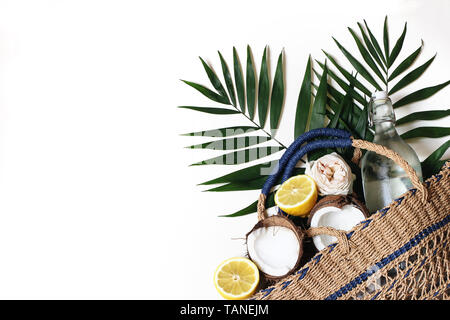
[247, 226, 300, 277]
[310, 204, 366, 251]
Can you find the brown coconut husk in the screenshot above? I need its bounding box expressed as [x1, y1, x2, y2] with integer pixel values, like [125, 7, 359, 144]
[246, 215, 304, 282]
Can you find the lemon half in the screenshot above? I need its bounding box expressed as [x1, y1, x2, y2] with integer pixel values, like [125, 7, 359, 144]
[213, 257, 259, 300]
[275, 174, 318, 217]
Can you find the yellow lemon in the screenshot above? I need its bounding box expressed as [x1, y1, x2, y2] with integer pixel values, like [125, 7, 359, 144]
[275, 174, 318, 217]
[213, 257, 259, 300]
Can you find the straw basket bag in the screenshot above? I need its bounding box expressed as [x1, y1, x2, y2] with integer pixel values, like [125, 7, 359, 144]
[251, 128, 449, 300]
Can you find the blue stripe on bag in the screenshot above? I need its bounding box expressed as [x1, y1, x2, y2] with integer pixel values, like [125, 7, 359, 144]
[324, 214, 450, 300]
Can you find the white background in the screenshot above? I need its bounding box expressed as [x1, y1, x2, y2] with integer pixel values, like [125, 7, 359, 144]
[0, 0, 449, 299]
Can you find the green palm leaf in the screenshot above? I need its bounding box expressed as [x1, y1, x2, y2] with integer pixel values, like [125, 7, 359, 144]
[313, 69, 364, 123]
[309, 64, 328, 130]
[205, 176, 267, 192]
[199, 57, 230, 102]
[326, 105, 359, 137]
[364, 19, 387, 67]
[205, 167, 305, 192]
[401, 126, 450, 140]
[270, 51, 285, 133]
[357, 22, 386, 71]
[388, 42, 422, 81]
[246, 45, 257, 119]
[185, 136, 270, 150]
[333, 37, 383, 91]
[383, 16, 390, 64]
[388, 22, 407, 68]
[389, 54, 436, 95]
[218, 51, 237, 107]
[220, 193, 275, 217]
[348, 27, 386, 83]
[178, 106, 239, 115]
[258, 47, 270, 127]
[199, 160, 277, 185]
[294, 56, 312, 138]
[322, 50, 372, 96]
[190, 146, 283, 166]
[393, 80, 450, 108]
[181, 80, 230, 104]
[181, 126, 258, 137]
[421, 140, 450, 178]
[233, 47, 246, 112]
[316, 60, 367, 106]
[396, 109, 450, 125]
[354, 102, 369, 140]
[328, 91, 347, 129]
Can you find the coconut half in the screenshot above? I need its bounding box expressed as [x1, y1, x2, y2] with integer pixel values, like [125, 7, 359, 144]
[246, 215, 303, 279]
[308, 195, 369, 251]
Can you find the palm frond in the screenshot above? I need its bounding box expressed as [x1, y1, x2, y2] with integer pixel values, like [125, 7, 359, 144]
[181, 18, 450, 217]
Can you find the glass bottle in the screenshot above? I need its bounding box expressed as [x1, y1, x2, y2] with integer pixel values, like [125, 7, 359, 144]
[361, 91, 423, 214]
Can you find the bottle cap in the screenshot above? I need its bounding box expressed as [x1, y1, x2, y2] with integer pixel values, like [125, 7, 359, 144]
[371, 91, 388, 101]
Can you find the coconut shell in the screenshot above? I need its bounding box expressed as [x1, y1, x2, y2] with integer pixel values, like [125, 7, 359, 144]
[246, 215, 304, 281]
[307, 195, 369, 227]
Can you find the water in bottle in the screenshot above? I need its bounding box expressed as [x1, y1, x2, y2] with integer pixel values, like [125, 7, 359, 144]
[361, 91, 423, 214]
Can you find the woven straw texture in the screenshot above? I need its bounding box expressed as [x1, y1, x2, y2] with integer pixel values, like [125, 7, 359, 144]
[251, 142, 449, 300]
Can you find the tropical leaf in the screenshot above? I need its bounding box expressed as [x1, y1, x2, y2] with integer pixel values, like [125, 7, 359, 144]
[393, 80, 450, 108]
[233, 47, 246, 112]
[348, 27, 385, 83]
[220, 193, 275, 217]
[325, 17, 447, 113]
[322, 50, 372, 96]
[181, 80, 229, 104]
[333, 37, 383, 91]
[205, 176, 267, 192]
[422, 140, 450, 168]
[325, 107, 357, 136]
[185, 135, 270, 150]
[313, 70, 364, 122]
[357, 22, 386, 71]
[388, 41, 422, 81]
[422, 140, 450, 178]
[190, 146, 283, 166]
[199, 57, 230, 102]
[383, 16, 390, 64]
[354, 102, 369, 140]
[181, 30, 450, 218]
[396, 109, 450, 125]
[423, 159, 447, 179]
[294, 56, 312, 138]
[180, 126, 258, 137]
[199, 160, 278, 185]
[401, 126, 450, 140]
[270, 51, 285, 133]
[389, 54, 436, 95]
[258, 47, 270, 127]
[324, 91, 373, 141]
[388, 22, 407, 68]
[178, 106, 239, 115]
[316, 60, 367, 106]
[308, 65, 331, 161]
[205, 167, 305, 192]
[309, 64, 328, 130]
[328, 93, 346, 129]
[246, 45, 257, 119]
[364, 19, 387, 67]
[218, 51, 237, 106]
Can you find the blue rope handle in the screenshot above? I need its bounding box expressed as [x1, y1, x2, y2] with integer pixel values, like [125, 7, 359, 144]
[261, 128, 352, 196]
[281, 138, 353, 183]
